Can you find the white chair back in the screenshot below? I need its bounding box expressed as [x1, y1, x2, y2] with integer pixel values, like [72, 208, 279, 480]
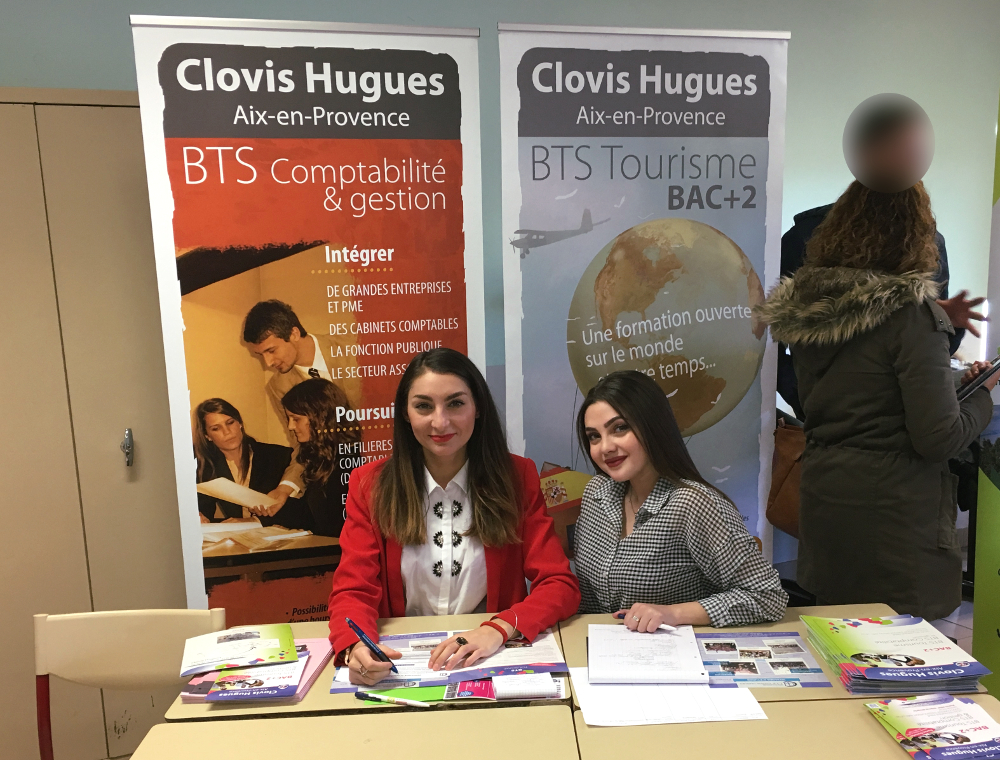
[34, 608, 226, 690]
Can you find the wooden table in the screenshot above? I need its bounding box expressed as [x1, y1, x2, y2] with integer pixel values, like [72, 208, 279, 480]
[141, 704, 578, 760]
[165, 613, 570, 721]
[574, 693, 1000, 760]
[559, 603, 899, 704]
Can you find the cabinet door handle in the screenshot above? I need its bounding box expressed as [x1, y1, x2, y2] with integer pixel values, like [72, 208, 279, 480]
[120, 428, 134, 467]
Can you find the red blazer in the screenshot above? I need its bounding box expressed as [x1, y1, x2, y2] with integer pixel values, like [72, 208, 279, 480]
[327, 454, 580, 659]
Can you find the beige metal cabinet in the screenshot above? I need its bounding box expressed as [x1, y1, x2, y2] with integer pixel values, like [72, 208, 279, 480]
[0, 89, 187, 759]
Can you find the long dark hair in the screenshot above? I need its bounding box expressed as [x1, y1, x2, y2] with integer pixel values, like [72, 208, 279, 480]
[806, 180, 938, 275]
[193, 398, 249, 482]
[575, 371, 731, 502]
[374, 348, 519, 547]
[281, 378, 358, 485]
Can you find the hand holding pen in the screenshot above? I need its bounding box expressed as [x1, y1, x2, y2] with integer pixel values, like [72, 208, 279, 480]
[345, 617, 402, 687]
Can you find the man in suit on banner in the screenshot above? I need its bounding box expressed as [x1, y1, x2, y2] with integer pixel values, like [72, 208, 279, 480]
[242, 300, 356, 512]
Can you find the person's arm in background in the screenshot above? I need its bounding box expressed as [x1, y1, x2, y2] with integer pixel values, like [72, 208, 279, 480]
[931, 232, 986, 356]
[780, 221, 807, 280]
[895, 301, 993, 462]
[778, 224, 808, 418]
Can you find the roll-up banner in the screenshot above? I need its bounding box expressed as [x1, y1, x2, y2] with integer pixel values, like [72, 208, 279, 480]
[131, 16, 483, 619]
[499, 24, 788, 554]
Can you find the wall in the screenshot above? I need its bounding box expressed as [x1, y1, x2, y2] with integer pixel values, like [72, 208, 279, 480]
[1, 0, 999, 366]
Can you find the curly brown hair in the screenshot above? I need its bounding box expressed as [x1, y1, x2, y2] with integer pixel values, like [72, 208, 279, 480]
[805, 180, 939, 275]
[281, 378, 360, 485]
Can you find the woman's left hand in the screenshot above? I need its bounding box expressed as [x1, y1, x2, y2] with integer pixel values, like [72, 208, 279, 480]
[427, 626, 505, 671]
[616, 603, 672, 632]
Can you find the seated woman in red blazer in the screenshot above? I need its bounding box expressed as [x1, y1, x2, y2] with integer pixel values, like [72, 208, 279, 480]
[328, 347, 580, 686]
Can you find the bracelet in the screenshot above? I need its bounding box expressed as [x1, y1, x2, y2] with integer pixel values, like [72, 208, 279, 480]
[492, 612, 521, 640]
[480, 620, 509, 643]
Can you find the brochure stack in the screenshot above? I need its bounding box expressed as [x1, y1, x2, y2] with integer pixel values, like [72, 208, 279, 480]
[802, 615, 990, 696]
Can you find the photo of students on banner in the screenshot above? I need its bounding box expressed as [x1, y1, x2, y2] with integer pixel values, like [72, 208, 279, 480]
[132, 20, 484, 623]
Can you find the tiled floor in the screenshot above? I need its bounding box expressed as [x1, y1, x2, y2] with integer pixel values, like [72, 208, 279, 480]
[930, 600, 974, 653]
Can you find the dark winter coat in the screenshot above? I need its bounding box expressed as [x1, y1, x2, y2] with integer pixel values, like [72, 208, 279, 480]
[758, 266, 992, 620]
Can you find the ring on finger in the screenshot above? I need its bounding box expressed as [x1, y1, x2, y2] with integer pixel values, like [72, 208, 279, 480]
[632, 615, 640, 621]
[360, 666, 368, 677]
[456, 636, 469, 647]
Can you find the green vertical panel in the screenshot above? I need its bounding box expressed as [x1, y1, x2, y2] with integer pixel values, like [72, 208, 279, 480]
[975, 469, 1000, 693]
[993, 95, 1000, 206]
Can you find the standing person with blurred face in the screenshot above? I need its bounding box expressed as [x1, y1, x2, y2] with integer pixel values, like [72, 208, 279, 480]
[242, 300, 355, 515]
[328, 348, 580, 687]
[281, 379, 361, 537]
[573, 371, 787, 631]
[777, 96, 985, 418]
[758, 179, 996, 620]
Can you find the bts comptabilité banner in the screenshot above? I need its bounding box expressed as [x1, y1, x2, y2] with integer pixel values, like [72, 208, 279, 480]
[132, 16, 484, 615]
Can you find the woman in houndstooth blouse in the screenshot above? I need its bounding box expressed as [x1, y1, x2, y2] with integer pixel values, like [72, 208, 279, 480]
[573, 371, 787, 630]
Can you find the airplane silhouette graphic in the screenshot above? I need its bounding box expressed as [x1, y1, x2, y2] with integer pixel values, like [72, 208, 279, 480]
[510, 209, 610, 258]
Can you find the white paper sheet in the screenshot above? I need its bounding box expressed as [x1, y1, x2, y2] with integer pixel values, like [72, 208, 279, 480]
[197, 478, 277, 509]
[588, 624, 708, 683]
[492, 673, 558, 700]
[570, 667, 767, 726]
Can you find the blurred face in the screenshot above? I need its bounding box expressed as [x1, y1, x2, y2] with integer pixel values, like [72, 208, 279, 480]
[287, 411, 311, 443]
[203, 412, 243, 454]
[249, 329, 301, 374]
[856, 121, 933, 193]
[405, 371, 478, 464]
[843, 94, 934, 193]
[583, 401, 652, 483]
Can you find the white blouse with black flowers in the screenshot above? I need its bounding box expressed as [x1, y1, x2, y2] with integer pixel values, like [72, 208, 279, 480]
[574, 475, 787, 626]
[399, 461, 488, 616]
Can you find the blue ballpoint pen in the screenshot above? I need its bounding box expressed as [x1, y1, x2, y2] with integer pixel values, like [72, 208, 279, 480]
[346, 617, 399, 674]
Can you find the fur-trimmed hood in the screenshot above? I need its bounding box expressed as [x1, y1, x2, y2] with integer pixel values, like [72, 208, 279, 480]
[756, 266, 940, 347]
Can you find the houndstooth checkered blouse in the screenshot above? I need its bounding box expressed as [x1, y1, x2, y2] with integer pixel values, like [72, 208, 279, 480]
[574, 475, 788, 626]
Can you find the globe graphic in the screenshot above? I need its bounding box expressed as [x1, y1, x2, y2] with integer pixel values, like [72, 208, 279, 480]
[567, 218, 766, 436]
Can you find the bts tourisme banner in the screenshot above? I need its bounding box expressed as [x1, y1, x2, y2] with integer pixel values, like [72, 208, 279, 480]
[131, 16, 484, 620]
[499, 24, 788, 554]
